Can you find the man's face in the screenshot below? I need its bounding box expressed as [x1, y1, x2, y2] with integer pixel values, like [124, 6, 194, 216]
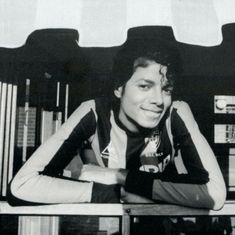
[115, 61, 173, 132]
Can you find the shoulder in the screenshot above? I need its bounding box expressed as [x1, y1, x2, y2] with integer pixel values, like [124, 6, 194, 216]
[78, 99, 96, 111]
[71, 97, 112, 120]
[170, 100, 198, 131]
[171, 100, 194, 119]
[171, 100, 191, 112]
[67, 99, 97, 124]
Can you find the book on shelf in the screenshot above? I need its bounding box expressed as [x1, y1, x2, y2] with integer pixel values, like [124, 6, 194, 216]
[7, 84, 17, 185]
[0, 81, 18, 197]
[18, 216, 59, 235]
[15, 79, 37, 167]
[2, 83, 13, 197]
[0, 82, 7, 196]
[40, 110, 62, 143]
[229, 148, 235, 190]
[40, 110, 54, 143]
[16, 107, 37, 148]
[22, 79, 30, 163]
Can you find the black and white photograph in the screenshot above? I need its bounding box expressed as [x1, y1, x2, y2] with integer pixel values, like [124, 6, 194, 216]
[0, 1, 235, 234]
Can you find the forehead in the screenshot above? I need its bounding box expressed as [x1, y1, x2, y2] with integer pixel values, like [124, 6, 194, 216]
[134, 58, 167, 70]
[130, 61, 168, 82]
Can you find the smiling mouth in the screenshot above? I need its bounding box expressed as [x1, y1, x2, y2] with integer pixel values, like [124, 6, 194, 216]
[142, 107, 163, 114]
[142, 109, 163, 119]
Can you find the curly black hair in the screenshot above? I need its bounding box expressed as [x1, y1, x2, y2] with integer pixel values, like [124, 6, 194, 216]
[111, 39, 182, 90]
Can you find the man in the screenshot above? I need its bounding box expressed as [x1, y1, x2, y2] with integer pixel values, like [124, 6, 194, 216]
[8, 39, 226, 209]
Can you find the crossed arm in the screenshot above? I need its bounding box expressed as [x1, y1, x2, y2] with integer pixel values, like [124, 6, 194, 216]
[79, 102, 227, 210]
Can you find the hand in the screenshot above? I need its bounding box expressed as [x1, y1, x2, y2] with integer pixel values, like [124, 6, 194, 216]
[79, 164, 119, 185]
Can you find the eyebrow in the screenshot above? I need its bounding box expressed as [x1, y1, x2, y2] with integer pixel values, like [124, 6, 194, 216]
[137, 78, 174, 88]
[137, 79, 155, 85]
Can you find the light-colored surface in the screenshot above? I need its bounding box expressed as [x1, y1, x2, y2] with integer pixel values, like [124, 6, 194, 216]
[123, 201, 235, 216]
[2, 201, 235, 235]
[1, 201, 235, 216]
[0, 0, 235, 47]
[0, 202, 123, 215]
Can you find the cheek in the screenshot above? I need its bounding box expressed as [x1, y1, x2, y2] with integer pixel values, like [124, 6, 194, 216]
[123, 91, 141, 106]
[163, 96, 172, 109]
[121, 96, 141, 118]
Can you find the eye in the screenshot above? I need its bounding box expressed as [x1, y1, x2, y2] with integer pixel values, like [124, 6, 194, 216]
[163, 86, 173, 95]
[139, 84, 151, 91]
[137, 80, 153, 91]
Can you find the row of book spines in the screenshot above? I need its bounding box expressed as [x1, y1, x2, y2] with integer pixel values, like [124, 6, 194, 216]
[18, 216, 59, 235]
[0, 81, 18, 197]
[16, 78, 67, 161]
[0, 78, 69, 197]
[0, 111, 62, 197]
[15, 108, 63, 145]
[17, 79, 69, 115]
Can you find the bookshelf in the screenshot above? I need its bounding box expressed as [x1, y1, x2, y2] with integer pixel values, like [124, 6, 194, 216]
[0, 71, 72, 235]
[0, 30, 83, 235]
[0, 76, 70, 193]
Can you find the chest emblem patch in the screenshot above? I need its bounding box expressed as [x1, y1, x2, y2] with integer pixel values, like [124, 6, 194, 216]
[100, 141, 119, 162]
[140, 130, 170, 173]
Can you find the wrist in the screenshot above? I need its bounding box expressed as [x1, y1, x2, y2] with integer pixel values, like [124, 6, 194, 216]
[125, 170, 154, 198]
[91, 182, 120, 203]
[116, 169, 128, 185]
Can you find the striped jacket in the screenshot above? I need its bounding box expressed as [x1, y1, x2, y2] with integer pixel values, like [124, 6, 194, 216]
[8, 98, 226, 209]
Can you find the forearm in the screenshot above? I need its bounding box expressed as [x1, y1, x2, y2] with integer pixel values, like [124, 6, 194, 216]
[8, 174, 93, 205]
[123, 169, 226, 210]
[151, 179, 226, 210]
[9, 173, 122, 205]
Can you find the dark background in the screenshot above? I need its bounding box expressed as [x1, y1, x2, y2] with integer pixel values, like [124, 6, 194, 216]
[1, 24, 235, 235]
[0, 24, 235, 187]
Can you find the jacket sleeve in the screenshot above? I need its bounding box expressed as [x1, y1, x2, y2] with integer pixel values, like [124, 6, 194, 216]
[125, 101, 226, 210]
[7, 100, 99, 205]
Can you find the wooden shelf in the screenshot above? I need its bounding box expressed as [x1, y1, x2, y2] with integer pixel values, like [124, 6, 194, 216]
[2, 201, 235, 235]
[1, 201, 235, 216]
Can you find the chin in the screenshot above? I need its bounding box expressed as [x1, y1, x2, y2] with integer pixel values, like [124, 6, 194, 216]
[139, 121, 159, 129]
[139, 115, 162, 128]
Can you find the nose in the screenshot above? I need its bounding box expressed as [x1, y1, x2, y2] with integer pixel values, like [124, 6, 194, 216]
[150, 86, 163, 106]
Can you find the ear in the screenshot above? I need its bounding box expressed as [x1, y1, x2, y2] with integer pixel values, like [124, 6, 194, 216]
[114, 86, 123, 98]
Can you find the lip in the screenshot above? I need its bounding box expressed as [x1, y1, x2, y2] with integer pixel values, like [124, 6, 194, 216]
[141, 107, 163, 114]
